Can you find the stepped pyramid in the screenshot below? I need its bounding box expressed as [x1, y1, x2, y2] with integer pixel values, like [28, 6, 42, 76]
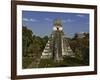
[41, 19, 74, 62]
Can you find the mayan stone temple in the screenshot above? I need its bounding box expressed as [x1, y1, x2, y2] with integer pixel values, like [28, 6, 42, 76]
[41, 19, 74, 62]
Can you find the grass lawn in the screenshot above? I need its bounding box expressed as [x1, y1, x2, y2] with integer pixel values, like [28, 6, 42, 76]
[22, 56, 89, 68]
[38, 56, 87, 68]
[22, 57, 33, 68]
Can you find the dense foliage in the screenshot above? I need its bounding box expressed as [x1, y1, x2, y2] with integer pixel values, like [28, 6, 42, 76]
[69, 33, 89, 65]
[22, 26, 48, 68]
[22, 26, 89, 68]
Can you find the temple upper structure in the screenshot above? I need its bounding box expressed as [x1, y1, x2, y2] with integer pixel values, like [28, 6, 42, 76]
[41, 19, 74, 62]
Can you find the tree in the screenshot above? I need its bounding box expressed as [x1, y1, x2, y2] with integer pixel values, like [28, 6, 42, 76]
[22, 26, 33, 56]
[69, 32, 89, 64]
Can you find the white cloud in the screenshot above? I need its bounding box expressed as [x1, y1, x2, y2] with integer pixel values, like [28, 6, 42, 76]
[66, 19, 73, 22]
[62, 19, 74, 23]
[62, 20, 67, 23]
[76, 14, 85, 18]
[23, 18, 38, 22]
[45, 18, 52, 22]
[23, 18, 29, 22]
[30, 18, 38, 22]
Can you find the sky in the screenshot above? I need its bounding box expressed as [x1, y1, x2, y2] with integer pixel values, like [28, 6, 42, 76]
[22, 11, 89, 38]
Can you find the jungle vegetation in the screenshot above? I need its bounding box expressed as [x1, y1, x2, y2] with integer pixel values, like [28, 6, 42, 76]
[22, 26, 89, 68]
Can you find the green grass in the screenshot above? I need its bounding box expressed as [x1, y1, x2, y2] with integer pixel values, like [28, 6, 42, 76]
[22, 57, 33, 68]
[22, 56, 89, 69]
[38, 56, 88, 68]
[63, 56, 85, 66]
[38, 59, 55, 68]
